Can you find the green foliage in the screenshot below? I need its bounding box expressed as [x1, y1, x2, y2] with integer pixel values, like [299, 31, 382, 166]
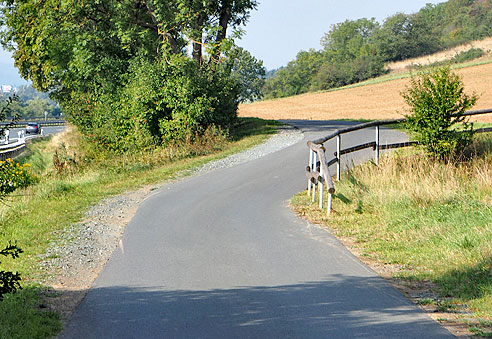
[263, 49, 324, 98]
[0, 85, 61, 119]
[410, 48, 485, 71]
[0, 0, 258, 152]
[0, 241, 22, 301]
[0, 159, 36, 196]
[0, 287, 61, 338]
[321, 18, 380, 63]
[310, 55, 386, 91]
[374, 12, 441, 62]
[221, 47, 266, 103]
[402, 67, 478, 159]
[0, 95, 19, 135]
[76, 54, 239, 152]
[451, 48, 485, 63]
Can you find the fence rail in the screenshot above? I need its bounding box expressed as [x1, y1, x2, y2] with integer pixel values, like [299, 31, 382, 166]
[306, 108, 492, 215]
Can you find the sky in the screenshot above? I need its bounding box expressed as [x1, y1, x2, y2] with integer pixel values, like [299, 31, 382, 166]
[0, 0, 447, 85]
[237, 0, 447, 70]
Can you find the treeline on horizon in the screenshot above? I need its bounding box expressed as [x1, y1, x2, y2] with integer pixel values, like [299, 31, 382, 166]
[0, 85, 62, 119]
[263, 0, 492, 99]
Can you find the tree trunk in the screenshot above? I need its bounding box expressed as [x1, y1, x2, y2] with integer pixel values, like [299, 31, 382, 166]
[210, 1, 232, 65]
[192, 14, 205, 67]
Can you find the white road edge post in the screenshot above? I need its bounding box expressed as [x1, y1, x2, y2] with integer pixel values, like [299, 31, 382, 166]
[327, 193, 332, 215]
[308, 149, 313, 196]
[375, 125, 380, 165]
[336, 134, 341, 181]
[319, 146, 324, 209]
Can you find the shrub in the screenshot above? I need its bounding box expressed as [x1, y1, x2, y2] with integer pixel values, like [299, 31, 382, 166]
[451, 48, 484, 63]
[402, 67, 478, 159]
[73, 54, 239, 152]
[0, 158, 36, 197]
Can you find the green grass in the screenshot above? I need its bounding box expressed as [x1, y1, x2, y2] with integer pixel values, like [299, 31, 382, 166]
[291, 135, 492, 328]
[0, 117, 279, 338]
[0, 287, 61, 339]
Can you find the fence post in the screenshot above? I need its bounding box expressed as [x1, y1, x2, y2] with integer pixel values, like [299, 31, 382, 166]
[375, 125, 380, 165]
[336, 134, 341, 181]
[308, 149, 313, 195]
[312, 151, 317, 202]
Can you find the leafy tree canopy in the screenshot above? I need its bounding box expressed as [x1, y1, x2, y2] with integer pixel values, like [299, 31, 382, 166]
[1, 0, 258, 150]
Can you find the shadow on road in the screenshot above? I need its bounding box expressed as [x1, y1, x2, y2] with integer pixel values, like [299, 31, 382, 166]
[281, 120, 365, 134]
[61, 274, 451, 338]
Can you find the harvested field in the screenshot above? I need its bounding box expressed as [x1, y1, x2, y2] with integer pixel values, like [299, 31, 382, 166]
[239, 62, 492, 122]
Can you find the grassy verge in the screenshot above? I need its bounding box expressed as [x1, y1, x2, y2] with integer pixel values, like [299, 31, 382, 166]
[0, 117, 279, 337]
[291, 135, 492, 332]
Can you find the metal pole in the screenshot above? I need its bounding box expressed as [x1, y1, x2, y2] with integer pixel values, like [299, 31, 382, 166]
[336, 134, 341, 181]
[308, 149, 313, 195]
[375, 125, 380, 165]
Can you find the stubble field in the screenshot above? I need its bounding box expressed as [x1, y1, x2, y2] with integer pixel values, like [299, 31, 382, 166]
[238, 62, 492, 122]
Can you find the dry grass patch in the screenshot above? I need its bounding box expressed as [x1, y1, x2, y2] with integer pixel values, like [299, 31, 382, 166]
[240, 63, 492, 122]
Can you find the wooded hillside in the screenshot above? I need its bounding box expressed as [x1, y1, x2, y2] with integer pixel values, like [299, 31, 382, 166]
[263, 0, 492, 100]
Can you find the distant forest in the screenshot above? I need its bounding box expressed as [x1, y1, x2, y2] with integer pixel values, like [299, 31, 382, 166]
[263, 0, 492, 99]
[0, 85, 61, 119]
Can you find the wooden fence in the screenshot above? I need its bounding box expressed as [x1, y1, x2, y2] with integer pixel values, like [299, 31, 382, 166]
[306, 108, 492, 215]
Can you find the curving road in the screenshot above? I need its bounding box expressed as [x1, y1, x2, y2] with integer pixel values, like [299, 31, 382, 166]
[61, 121, 453, 338]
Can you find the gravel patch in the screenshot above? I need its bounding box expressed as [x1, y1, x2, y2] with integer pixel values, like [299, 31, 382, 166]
[39, 124, 304, 320]
[194, 124, 303, 174]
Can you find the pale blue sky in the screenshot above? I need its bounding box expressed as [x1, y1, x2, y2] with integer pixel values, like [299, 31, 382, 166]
[0, 0, 446, 85]
[237, 0, 447, 70]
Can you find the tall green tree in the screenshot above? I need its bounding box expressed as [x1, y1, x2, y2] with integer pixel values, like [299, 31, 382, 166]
[321, 18, 379, 63]
[1, 0, 258, 150]
[263, 49, 324, 98]
[221, 47, 266, 103]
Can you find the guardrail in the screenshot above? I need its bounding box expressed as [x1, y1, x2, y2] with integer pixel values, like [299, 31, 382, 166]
[307, 108, 492, 215]
[0, 120, 66, 128]
[0, 121, 64, 159]
[0, 139, 26, 161]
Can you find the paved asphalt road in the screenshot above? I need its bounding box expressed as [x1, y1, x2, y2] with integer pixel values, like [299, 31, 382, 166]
[61, 121, 453, 338]
[1, 125, 65, 143]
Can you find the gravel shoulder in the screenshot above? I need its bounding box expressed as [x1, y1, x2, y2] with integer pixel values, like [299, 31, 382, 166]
[41, 125, 304, 323]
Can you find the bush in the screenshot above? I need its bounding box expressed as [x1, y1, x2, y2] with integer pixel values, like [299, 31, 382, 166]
[451, 48, 485, 63]
[402, 67, 478, 159]
[0, 158, 36, 196]
[71, 54, 239, 152]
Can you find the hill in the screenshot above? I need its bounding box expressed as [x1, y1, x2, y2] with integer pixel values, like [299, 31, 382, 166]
[238, 61, 492, 123]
